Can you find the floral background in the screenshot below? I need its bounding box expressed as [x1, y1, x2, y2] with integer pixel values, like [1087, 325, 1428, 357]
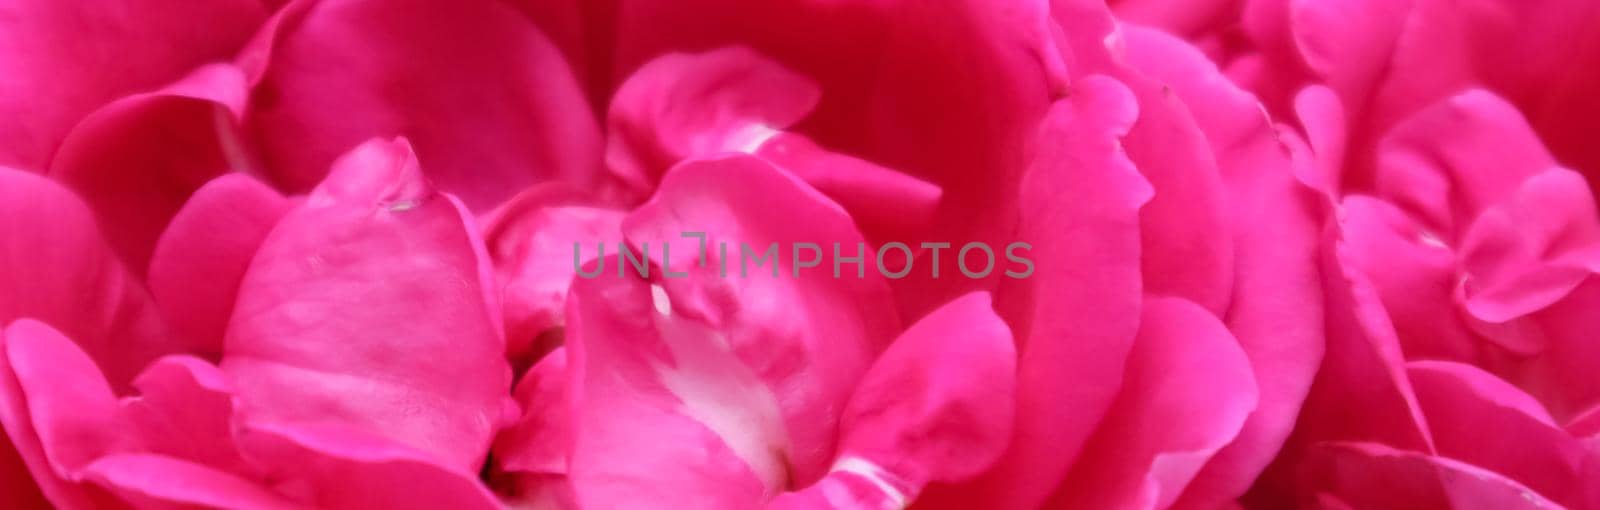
[2, 0, 1598, 508]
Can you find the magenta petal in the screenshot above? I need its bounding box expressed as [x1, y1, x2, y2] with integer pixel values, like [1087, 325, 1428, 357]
[621, 155, 901, 485]
[0, 168, 168, 389]
[234, 421, 501, 509]
[929, 75, 1151, 509]
[147, 173, 290, 360]
[1053, 297, 1259, 509]
[49, 63, 253, 277]
[222, 138, 512, 472]
[1338, 195, 1479, 361]
[246, 0, 601, 210]
[78, 453, 296, 510]
[1457, 168, 1600, 323]
[0, 434, 46, 508]
[817, 292, 1015, 504]
[0, 0, 264, 170]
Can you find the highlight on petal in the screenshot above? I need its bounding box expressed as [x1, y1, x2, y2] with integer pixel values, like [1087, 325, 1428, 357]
[147, 173, 291, 360]
[245, 0, 601, 210]
[0, 0, 264, 170]
[221, 138, 512, 472]
[78, 453, 296, 510]
[0, 320, 124, 508]
[1297, 442, 1559, 509]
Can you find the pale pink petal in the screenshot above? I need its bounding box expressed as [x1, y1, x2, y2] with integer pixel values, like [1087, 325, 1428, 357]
[221, 138, 512, 472]
[147, 173, 290, 360]
[244, 0, 601, 210]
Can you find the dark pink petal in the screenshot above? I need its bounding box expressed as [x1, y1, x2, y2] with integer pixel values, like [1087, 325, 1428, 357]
[245, 0, 601, 210]
[221, 138, 512, 472]
[234, 421, 502, 509]
[621, 155, 901, 486]
[0, 0, 264, 170]
[605, 47, 940, 242]
[49, 63, 252, 277]
[147, 173, 290, 360]
[1299, 442, 1559, 509]
[821, 292, 1015, 503]
[563, 267, 772, 509]
[0, 435, 46, 508]
[925, 75, 1150, 509]
[0, 167, 169, 388]
[481, 186, 624, 363]
[1052, 297, 1258, 509]
[1407, 360, 1592, 507]
[78, 453, 296, 510]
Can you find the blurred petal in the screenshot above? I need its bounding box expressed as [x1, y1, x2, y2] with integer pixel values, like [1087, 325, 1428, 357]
[1299, 442, 1559, 509]
[0, 0, 264, 169]
[245, 0, 601, 210]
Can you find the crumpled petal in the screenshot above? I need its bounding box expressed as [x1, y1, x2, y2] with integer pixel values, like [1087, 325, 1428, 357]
[147, 173, 290, 360]
[244, 0, 601, 210]
[0, 0, 264, 170]
[48, 63, 253, 277]
[926, 75, 1151, 509]
[221, 138, 512, 472]
[1406, 360, 1593, 507]
[0, 167, 169, 389]
[1051, 297, 1259, 509]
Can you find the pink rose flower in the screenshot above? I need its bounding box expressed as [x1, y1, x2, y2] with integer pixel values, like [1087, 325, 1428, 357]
[0, 0, 1593, 509]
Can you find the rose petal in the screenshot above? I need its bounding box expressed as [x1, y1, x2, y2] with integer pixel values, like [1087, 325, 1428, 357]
[925, 75, 1151, 509]
[0, 168, 169, 389]
[1299, 441, 1560, 509]
[0, 320, 124, 509]
[1051, 297, 1259, 509]
[147, 173, 291, 360]
[78, 453, 296, 510]
[0, 0, 263, 170]
[221, 138, 512, 471]
[244, 0, 601, 210]
[48, 63, 252, 277]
